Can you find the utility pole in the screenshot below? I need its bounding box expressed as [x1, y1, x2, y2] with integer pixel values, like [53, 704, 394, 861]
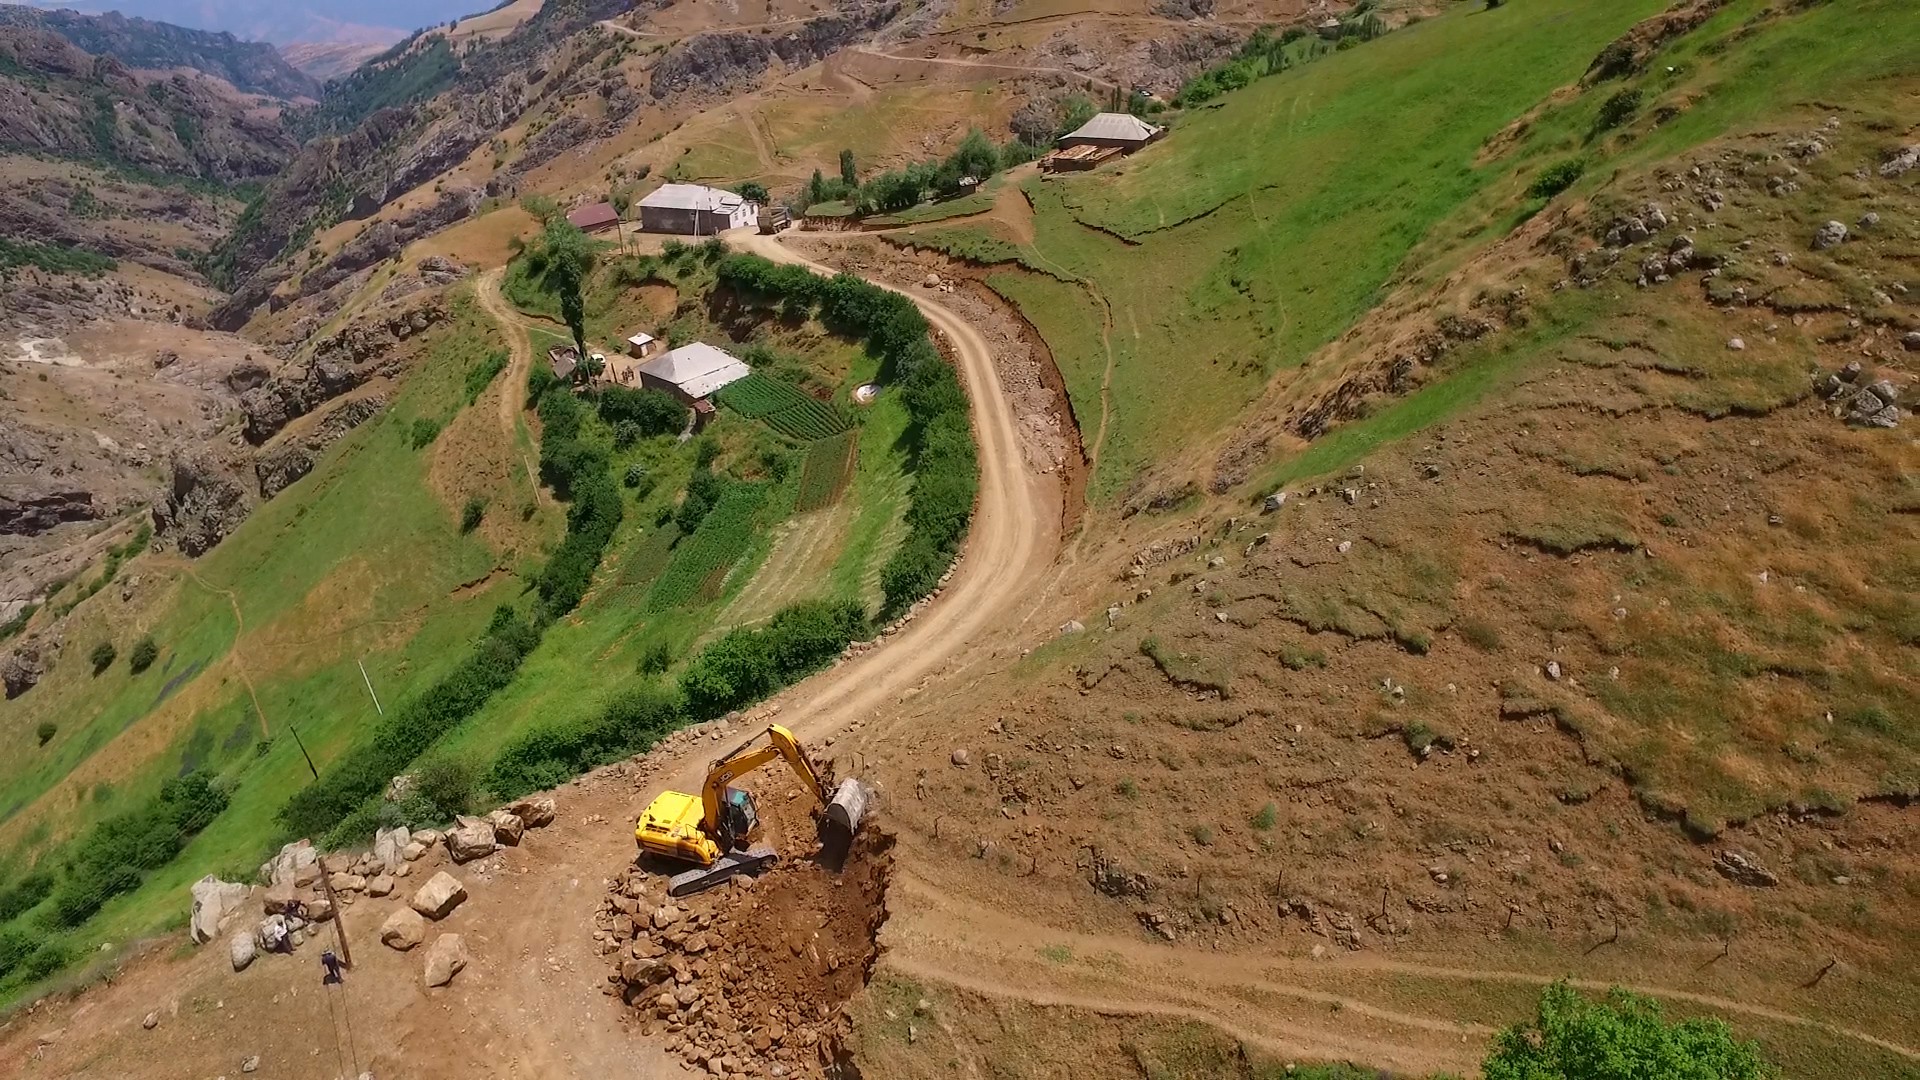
[357, 658, 383, 715]
[318, 868, 353, 969]
[287, 721, 320, 781]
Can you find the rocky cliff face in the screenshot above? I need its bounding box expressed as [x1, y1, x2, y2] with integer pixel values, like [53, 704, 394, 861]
[0, 4, 320, 99]
[649, 4, 902, 100]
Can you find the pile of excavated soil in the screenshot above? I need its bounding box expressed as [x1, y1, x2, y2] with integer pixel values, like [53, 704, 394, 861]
[598, 828, 894, 1078]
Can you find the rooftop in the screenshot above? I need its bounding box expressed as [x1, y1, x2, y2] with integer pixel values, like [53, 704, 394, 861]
[566, 202, 620, 230]
[637, 342, 751, 400]
[1059, 112, 1163, 145]
[639, 183, 748, 213]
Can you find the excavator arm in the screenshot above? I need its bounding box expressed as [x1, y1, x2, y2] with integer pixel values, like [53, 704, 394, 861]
[699, 723, 831, 835]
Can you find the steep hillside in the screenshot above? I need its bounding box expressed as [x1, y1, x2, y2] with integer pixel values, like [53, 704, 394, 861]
[0, 4, 319, 98]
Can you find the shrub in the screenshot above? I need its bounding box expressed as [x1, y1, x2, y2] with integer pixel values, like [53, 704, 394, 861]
[1527, 158, 1586, 200]
[1460, 619, 1503, 652]
[465, 349, 509, 402]
[413, 757, 479, 820]
[526, 360, 559, 405]
[128, 635, 158, 673]
[1593, 87, 1643, 133]
[597, 386, 686, 438]
[1189, 824, 1215, 846]
[461, 497, 486, 534]
[638, 639, 672, 675]
[90, 641, 116, 674]
[623, 464, 655, 494]
[1483, 982, 1775, 1080]
[0, 870, 54, 922]
[680, 600, 869, 721]
[409, 417, 442, 449]
[36, 721, 56, 746]
[1251, 803, 1277, 831]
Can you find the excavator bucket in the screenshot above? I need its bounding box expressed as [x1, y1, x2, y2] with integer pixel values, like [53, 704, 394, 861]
[826, 777, 869, 836]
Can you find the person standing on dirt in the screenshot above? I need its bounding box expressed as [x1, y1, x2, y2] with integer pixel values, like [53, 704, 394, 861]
[320, 950, 344, 985]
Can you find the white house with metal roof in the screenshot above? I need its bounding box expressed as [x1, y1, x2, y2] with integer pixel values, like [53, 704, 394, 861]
[637, 183, 759, 235]
[636, 342, 752, 404]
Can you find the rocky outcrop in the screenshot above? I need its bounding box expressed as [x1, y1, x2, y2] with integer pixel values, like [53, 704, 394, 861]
[649, 4, 900, 100]
[253, 394, 387, 498]
[241, 300, 441, 444]
[154, 452, 251, 557]
[0, 489, 97, 536]
[2, 634, 58, 699]
[303, 189, 483, 299]
[1583, 0, 1729, 85]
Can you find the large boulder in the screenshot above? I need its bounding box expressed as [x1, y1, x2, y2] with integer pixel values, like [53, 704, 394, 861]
[409, 871, 468, 920]
[262, 880, 296, 915]
[485, 809, 525, 847]
[229, 932, 256, 972]
[259, 840, 317, 887]
[372, 826, 412, 873]
[255, 914, 289, 953]
[423, 933, 469, 987]
[508, 796, 556, 829]
[380, 907, 428, 951]
[445, 816, 496, 863]
[189, 876, 253, 944]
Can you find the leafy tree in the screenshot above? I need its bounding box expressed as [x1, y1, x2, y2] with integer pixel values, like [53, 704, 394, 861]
[575, 351, 606, 386]
[36, 721, 56, 746]
[461, 497, 486, 533]
[90, 641, 116, 674]
[839, 148, 857, 187]
[539, 219, 598, 360]
[128, 634, 158, 673]
[1528, 158, 1586, 200]
[521, 193, 561, 222]
[944, 128, 999, 185]
[735, 181, 770, 204]
[1484, 982, 1775, 1080]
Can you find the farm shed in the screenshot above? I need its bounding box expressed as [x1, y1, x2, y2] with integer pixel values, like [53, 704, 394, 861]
[566, 202, 621, 234]
[637, 342, 752, 404]
[637, 184, 759, 235]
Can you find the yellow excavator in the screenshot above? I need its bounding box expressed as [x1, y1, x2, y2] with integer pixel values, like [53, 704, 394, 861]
[635, 723, 868, 896]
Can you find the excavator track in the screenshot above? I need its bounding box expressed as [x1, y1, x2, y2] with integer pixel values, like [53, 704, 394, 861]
[668, 844, 780, 897]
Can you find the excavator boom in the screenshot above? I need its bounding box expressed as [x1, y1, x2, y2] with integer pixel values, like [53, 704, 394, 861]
[636, 723, 868, 896]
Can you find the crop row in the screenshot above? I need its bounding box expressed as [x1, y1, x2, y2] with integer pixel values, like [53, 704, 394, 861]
[646, 484, 767, 612]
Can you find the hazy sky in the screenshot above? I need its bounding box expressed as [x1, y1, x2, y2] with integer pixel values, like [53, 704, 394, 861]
[20, 0, 491, 42]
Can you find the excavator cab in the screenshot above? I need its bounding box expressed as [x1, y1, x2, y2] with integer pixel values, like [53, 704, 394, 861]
[635, 724, 867, 896]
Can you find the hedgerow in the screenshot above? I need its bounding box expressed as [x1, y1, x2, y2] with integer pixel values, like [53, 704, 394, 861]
[50, 772, 228, 927]
[715, 254, 977, 618]
[278, 606, 542, 839]
[680, 599, 869, 721]
[487, 684, 685, 798]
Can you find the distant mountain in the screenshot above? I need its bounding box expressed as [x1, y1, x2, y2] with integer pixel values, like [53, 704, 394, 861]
[0, 4, 320, 97]
[10, 0, 484, 45]
[279, 39, 392, 83]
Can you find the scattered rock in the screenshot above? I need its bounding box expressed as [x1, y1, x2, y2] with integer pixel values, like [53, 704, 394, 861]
[1811, 220, 1848, 250]
[241, 1055, 260, 1073]
[1858, 211, 1880, 229]
[372, 826, 412, 873]
[189, 875, 253, 944]
[229, 932, 256, 972]
[1057, 619, 1085, 636]
[1714, 850, 1779, 887]
[366, 875, 395, 898]
[486, 809, 526, 846]
[1544, 660, 1563, 681]
[380, 907, 428, 951]
[327, 872, 367, 893]
[1879, 144, 1920, 178]
[1262, 491, 1288, 513]
[508, 796, 556, 828]
[142, 1012, 158, 1030]
[445, 816, 498, 863]
[1902, 332, 1920, 353]
[1726, 337, 1745, 351]
[410, 871, 468, 920]
[423, 934, 470, 987]
[950, 748, 971, 768]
